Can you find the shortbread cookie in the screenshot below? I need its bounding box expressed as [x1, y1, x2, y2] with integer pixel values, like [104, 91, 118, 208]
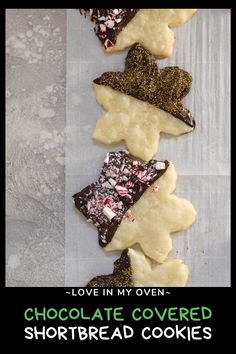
[80, 9, 197, 58]
[73, 151, 196, 262]
[87, 248, 189, 287]
[93, 43, 195, 161]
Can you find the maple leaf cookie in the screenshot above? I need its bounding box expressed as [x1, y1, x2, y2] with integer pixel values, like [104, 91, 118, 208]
[93, 43, 195, 161]
[73, 151, 196, 263]
[87, 248, 189, 287]
[80, 9, 197, 58]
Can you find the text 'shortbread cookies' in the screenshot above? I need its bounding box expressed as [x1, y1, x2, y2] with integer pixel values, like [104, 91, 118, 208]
[80, 9, 197, 58]
[87, 248, 189, 287]
[73, 151, 196, 263]
[93, 43, 195, 161]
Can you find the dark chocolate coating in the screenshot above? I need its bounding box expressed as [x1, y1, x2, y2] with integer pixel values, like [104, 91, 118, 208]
[94, 43, 195, 127]
[87, 249, 133, 287]
[73, 151, 169, 247]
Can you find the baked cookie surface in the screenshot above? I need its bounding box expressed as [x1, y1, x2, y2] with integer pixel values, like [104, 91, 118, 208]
[81, 9, 197, 58]
[93, 44, 195, 161]
[87, 248, 189, 287]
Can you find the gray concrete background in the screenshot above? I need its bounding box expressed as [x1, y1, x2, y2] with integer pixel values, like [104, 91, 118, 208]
[6, 9, 66, 286]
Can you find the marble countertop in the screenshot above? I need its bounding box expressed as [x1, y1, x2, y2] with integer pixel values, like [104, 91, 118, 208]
[6, 9, 66, 286]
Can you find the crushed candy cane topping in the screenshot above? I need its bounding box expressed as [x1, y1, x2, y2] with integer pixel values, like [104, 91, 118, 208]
[81, 9, 139, 49]
[73, 151, 169, 246]
[155, 162, 166, 170]
[103, 206, 117, 220]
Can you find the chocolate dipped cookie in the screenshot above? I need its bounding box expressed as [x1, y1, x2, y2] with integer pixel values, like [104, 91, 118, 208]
[73, 151, 196, 262]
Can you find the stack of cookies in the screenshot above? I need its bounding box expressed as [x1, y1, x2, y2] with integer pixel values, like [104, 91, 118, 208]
[74, 9, 197, 287]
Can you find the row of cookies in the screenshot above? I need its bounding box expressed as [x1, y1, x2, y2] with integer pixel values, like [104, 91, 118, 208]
[74, 9, 197, 286]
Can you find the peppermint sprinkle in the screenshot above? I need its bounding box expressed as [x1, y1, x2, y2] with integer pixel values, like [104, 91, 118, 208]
[124, 210, 135, 222]
[155, 162, 166, 170]
[138, 170, 148, 182]
[103, 206, 116, 220]
[102, 181, 113, 189]
[152, 182, 159, 192]
[132, 160, 140, 167]
[99, 33, 106, 39]
[100, 24, 106, 32]
[109, 178, 116, 187]
[115, 184, 128, 196]
[104, 38, 113, 48]
[104, 153, 110, 164]
[127, 181, 134, 187]
[105, 19, 115, 28]
[100, 235, 107, 243]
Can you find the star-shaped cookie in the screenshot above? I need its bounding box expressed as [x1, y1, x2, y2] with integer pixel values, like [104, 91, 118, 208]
[87, 248, 189, 287]
[81, 9, 197, 58]
[93, 43, 195, 161]
[73, 151, 196, 263]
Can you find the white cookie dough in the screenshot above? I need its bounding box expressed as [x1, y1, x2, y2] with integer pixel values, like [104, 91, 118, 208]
[105, 162, 196, 263]
[129, 248, 189, 287]
[93, 84, 194, 161]
[106, 9, 197, 58]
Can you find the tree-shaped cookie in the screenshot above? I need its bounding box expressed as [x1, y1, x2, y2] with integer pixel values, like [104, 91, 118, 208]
[87, 248, 189, 287]
[81, 9, 197, 58]
[73, 151, 196, 263]
[93, 43, 195, 161]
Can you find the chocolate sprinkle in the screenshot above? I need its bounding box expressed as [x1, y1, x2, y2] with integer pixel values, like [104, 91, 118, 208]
[73, 151, 169, 247]
[80, 9, 139, 49]
[87, 249, 133, 287]
[94, 43, 195, 127]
